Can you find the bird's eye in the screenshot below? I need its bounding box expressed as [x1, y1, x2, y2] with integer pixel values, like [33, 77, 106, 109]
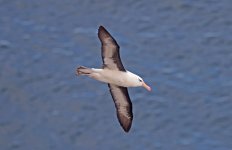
[138, 78, 142, 82]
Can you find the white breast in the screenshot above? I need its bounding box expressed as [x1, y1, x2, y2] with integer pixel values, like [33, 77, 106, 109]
[91, 68, 138, 87]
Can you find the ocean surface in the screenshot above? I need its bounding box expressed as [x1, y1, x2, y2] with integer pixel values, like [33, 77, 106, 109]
[0, 1, 232, 150]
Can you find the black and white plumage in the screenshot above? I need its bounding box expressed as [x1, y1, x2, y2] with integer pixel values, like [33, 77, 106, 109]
[77, 26, 151, 132]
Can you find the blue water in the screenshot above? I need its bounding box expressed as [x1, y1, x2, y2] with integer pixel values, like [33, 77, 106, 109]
[1, 1, 232, 150]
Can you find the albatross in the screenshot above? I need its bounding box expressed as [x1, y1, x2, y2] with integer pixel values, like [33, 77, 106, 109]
[76, 26, 151, 132]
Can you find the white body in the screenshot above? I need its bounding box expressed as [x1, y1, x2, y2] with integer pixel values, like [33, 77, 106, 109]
[90, 68, 142, 87]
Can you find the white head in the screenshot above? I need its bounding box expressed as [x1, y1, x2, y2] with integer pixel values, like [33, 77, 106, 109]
[127, 71, 151, 91]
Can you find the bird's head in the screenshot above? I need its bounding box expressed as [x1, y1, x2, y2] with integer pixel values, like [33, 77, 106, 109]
[137, 76, 151, 91]
[128, 72, 151, 91]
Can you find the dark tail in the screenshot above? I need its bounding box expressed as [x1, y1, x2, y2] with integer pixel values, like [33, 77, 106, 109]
[76, 66, 93, 76]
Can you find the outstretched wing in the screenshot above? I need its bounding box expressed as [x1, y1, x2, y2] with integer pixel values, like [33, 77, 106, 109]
[98, 26, 126, 71]
[108, 84, 133, 132]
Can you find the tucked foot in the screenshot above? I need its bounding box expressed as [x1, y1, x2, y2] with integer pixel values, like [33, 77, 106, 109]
[76, 66, 93, 76]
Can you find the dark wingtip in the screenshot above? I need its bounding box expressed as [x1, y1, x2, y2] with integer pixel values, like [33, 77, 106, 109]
[98, 25, 107, 34]
[98, 25, 111, 40]
[123, 126, 131, 133]
[99, 25, 105, 29]
[122, 122, 132, 133]
[117, 113, 133, 133]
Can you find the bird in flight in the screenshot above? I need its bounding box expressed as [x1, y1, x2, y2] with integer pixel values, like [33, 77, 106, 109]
[76, 26, 151, 132]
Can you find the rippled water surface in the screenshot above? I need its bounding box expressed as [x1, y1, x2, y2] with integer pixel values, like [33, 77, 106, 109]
[1, 1, 232, 150]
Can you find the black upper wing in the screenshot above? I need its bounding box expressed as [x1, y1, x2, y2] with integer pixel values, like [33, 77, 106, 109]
[98, 26, 126, 71]
[108, 84, 133, 132]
